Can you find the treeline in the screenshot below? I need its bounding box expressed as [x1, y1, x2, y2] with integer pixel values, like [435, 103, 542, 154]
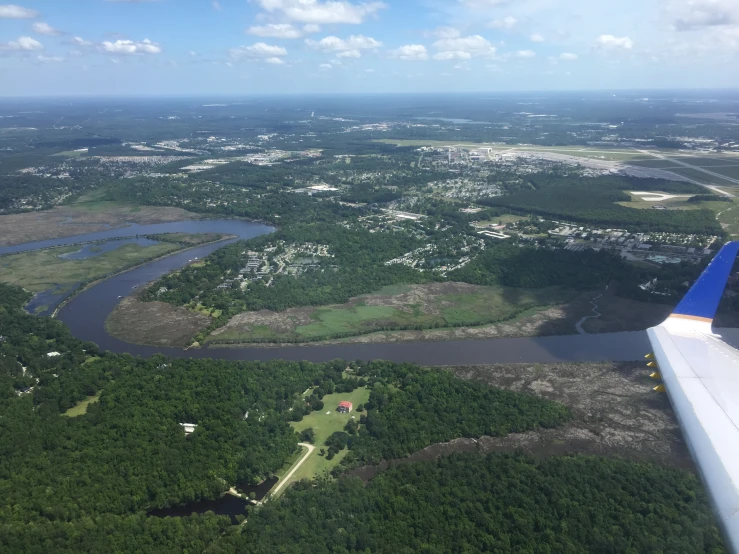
[481, 176, 722, 234]
[229, 453, 725, 553]
[342, 362, 570, 465]
[448, 241, 631, 289]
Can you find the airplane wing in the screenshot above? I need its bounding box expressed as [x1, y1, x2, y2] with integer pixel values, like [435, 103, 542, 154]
[647, 241, 739, 552]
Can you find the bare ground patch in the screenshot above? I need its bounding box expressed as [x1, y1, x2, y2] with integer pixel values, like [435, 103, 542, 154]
[106, 294, 210, 347]
[349, 362, 691, 483]
[0, 203, 199, 247]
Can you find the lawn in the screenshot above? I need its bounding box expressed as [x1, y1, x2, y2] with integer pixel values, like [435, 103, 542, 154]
[279, 387, 371, 494]
[62, 391, 101, 417]
[0, 242, 179, 293]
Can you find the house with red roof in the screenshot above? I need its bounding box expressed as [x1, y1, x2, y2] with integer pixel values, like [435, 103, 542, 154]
[337, 401, 353, 414]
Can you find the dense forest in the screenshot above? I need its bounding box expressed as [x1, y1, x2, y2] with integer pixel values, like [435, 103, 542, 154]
[343, 362, 570, 465]
[1, 283, 588, 551]
[481, 176, 722, 234]
[229, 453, 725, 554]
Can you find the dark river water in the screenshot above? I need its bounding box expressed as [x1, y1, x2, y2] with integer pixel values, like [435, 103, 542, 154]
[10, 216, 725, 364]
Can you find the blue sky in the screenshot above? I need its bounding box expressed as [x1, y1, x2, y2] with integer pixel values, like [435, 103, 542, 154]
[0, 0, 738, 96]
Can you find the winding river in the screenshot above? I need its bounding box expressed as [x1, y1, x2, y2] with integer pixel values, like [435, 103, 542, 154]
[9, 217, 722, 365]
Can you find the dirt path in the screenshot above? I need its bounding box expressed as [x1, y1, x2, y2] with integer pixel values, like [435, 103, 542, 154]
[270, 442, 315, 497]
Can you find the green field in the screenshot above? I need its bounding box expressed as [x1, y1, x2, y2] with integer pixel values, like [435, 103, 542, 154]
[658, 166, 739, 189]
[0, 242, 180, 293]
[282, 387, 371, 493]
[62, 391, 101, 417]
[209, 283, 576, 343]
[625, 159, 685, 169]
[67, 200, 143, 214]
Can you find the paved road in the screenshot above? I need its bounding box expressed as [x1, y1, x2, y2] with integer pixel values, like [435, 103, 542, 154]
[270, 442, 315, 497]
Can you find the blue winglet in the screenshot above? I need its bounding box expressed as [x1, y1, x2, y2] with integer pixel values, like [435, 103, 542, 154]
[672, 241, 739, 322]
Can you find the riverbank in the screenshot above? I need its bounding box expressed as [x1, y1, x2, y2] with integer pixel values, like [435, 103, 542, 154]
[48, 234, 235, 318]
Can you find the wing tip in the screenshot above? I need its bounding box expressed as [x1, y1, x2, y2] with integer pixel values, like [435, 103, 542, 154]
[669, 241, 739, 325]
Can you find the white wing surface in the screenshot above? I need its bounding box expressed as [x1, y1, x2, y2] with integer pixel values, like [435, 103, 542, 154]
[647, 241, 739, 551]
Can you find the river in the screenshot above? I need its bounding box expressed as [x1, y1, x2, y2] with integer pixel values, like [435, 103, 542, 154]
[10, 217, 723, 364]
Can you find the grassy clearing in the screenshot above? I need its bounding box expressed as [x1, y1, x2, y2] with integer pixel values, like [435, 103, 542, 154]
[209, 283, 577, 344]
[474, 214, 528, 226]
[717, 202, 739, 236]
[62, 391, 101, 417]
[282, 387, 371, 491]
[52, 150, 85, 158]
[616, 192, 699, 210]
[0, 242, 179, 293]
[192, 303, 223, 318]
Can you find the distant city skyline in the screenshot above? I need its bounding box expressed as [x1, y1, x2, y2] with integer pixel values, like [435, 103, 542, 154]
[0, 0, 738, 96]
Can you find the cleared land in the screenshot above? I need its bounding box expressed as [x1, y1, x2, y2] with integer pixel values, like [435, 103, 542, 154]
[615, 191, 728, 211]
[0, 241, 181, 293]
[0, 200, 199, 246]
[284, 387, 371, 490]
[350, 361, 692, 485]
[62, 391, 101, 417]
[207, 283, 577, 344]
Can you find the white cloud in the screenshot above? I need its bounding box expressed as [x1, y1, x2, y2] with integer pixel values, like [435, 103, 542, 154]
[303, 24, 321, 33]
[32, 22, 62, 36]
[265, 56, 285, 64]
[388, 44, 428, 61]
[101, 38, 161, 54]
[434, 50, 472, 60]
[433, 35, 496, 60]
[430, 26, 461, 39]
[37, 55, 64, 63]
[530, 33, 544, 42]
[257, 0, 386, 24]
[337, 49, 361, 58]
[70, 36, 94, 48]
[247, 23, 304, 39]
[306, 34, 382, 52]
[459, 0, 508, 9]
[319, 62, 332, 70]
[668, 0, 739, 31]
[1, 36, 43, 51]
[0, 4, 38, 18]
[560, 52, 578, 60]
[230, 42, 288, 61]
[595, 34, 634, 49]
[488, 16, 517, 29]
[515, 49, 536, 58]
